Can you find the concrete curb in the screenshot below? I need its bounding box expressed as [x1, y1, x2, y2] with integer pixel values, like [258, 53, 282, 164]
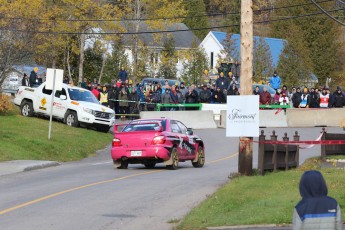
[0, 160, 60, 176]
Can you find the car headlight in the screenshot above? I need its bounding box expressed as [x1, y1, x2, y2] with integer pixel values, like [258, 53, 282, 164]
[83, 107, 94, 115]
[111, 113, 115, 119]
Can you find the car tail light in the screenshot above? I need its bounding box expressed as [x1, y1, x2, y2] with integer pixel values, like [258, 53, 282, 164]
[112, 138, 122, 147]
[152, 136, 166, 145]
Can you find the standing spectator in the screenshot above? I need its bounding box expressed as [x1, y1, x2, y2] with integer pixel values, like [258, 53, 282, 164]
[273, 89, 281, 105]
[199, 84, 212, 103]
[185, 87, 198, 104]
[22, 73, 29, 86]
[212, 86, 226, 103]
[333, 86, 344, 108]
[319, 87, 330, 108]
[292, 170, 342, 230]
[118, 67, 128, 83]
[81, 78, 88, 89]
[137, 85, 145, 112]
[91, 85, 100, 100]
[269, 71, 281, 90]
[118, 88, 129, 119]
[231, 61, 241, 82]
[299, 87, 310, 108]
[161, 88, 172, 111]
[290, 87, 296, 102]
[279, 92, 289, 105]
[216, 72, 229, 91]
[228, 83, 240, 95]
[128, 87, 139, 119]
[145, 90, 156, 111]
[309, 88, 320, 108]
[179, 82, 188, 104]
[108, 84, 119, 112]
[281, 85, 289, 97]
[253, 86, 260, 95]
[292, 87, 302, 108]
[29, 67, 39, 87]
[259, 87, 271, 105]
[99, 86, 109, 107]
[327, 88, 334, 108]
[170, 85, 179, 109]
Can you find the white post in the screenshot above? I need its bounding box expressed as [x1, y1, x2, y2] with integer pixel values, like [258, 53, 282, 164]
[48, 69, 56, 140]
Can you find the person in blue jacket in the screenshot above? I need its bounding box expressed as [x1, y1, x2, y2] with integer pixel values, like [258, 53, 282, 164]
[292, 170, 342, 230]
[269, 71, 281, 90]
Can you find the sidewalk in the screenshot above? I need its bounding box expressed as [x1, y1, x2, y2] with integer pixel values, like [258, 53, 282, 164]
[0, 160, 60, 177]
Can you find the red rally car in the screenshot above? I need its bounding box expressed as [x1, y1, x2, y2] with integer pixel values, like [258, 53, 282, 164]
[111, 118, 205, 170]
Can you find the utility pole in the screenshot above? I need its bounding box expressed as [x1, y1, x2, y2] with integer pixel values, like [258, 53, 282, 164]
[238, 0, 253, 176]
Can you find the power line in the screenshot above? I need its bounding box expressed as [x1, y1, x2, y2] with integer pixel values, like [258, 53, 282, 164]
[310, 0, 345, 26]
[0, 8, 342, 35]
[0, 0, 334, 22]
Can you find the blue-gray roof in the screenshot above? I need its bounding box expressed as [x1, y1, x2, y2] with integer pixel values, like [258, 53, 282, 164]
[211, 31, 285, 67]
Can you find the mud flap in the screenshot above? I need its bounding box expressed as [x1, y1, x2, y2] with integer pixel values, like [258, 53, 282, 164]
[113, 160, 121, 168]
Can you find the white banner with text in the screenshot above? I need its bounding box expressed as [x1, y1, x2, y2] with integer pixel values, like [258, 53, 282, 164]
[226, 95, 259, 137]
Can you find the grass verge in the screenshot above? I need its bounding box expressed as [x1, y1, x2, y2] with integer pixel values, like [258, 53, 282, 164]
[177, 161, 345, 230]
[0, 112, 112, 162]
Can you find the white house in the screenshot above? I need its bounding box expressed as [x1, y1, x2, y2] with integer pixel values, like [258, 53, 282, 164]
[200, 31, 285, 74]
[85, 23, 200, 79]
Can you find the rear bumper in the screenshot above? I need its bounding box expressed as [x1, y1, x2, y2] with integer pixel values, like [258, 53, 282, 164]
[111, 146, 171, 162]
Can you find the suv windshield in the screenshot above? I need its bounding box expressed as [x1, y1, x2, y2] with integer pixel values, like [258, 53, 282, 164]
[68, 88, 99, 103]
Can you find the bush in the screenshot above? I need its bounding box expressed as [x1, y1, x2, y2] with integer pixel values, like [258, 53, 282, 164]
[0, 94, 14, 114]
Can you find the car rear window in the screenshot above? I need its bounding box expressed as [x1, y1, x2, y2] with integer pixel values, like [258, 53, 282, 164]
[123, 120, 166, 132]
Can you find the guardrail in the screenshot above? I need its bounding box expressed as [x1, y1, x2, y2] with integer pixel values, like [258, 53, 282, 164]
[156, 103, 202, 111]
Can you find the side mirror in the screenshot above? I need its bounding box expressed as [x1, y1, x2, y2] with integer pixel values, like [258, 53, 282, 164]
[186, 128, 193, 135]
[60, 95, 67, 100]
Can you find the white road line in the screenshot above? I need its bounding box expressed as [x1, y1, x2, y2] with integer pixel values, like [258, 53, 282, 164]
[91, 161, 113, 166]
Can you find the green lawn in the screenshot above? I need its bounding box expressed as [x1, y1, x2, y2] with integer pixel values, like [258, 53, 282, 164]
[177, 165, 345, 230]
[0, 112, 113, 162]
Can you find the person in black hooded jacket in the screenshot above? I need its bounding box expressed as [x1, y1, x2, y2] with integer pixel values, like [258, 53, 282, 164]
[333, 86, 344, 108]
[292, 170, 342, 230]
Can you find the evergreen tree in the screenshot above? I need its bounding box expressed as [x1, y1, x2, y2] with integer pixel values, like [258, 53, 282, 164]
[181, 41, 209, 85]
[271, 0, 343, 87]
[253, 37, 273, 83]
[217, 33, 239, 73]
[183, 0, 209, 39]
[159, 37, 177, 79]
[83, 41, 103, 83]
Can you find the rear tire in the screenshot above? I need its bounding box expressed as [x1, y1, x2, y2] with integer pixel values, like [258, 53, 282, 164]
[167, 147, 179, 170]
[65, 111, 79, 127]
[192, 146, 205, 168]
[144, 163, 156, 169]
[117, 160, 128, 169]
[21, 101, 34, 117]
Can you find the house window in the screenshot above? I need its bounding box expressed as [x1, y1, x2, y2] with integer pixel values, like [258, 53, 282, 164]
[210, 52, 214, 69]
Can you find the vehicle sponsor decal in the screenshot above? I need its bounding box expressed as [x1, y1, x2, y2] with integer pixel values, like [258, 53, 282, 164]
[39, 106, 47, 110]
[53, 102, 65, 109]
[188, 136, 195, 144]
[24, 88, 35, 92]
[40, 97, 47, 107]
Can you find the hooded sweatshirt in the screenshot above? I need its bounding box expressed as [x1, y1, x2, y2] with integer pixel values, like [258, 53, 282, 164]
[292, 170, 342, 230]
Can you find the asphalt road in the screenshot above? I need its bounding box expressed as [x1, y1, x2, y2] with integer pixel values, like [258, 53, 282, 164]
[0, 127, 341, 230]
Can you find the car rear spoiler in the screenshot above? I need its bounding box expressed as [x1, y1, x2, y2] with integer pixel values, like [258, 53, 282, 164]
[113, 121, 163, 133]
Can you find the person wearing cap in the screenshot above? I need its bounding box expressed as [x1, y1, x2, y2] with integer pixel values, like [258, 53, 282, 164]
[179, 82, 188, 105]
[22, 73, 29, 87]
[212, 86, 226, 104]
[332, 86, 344, 108]
[29, 67, 39, 87]
[299, 87, 310, 108]
[292, 87, 302, 108]
[269, 71, 281, 90]
[309, 88, 320, 108]
[319, 87, 330, 108]
[199, 84, 212, 103]
[216, 72, 229, 91]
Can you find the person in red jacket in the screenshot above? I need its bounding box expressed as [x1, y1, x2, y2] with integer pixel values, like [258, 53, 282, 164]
[259, 86, 271, 105]
[91, 85, 100, 100]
